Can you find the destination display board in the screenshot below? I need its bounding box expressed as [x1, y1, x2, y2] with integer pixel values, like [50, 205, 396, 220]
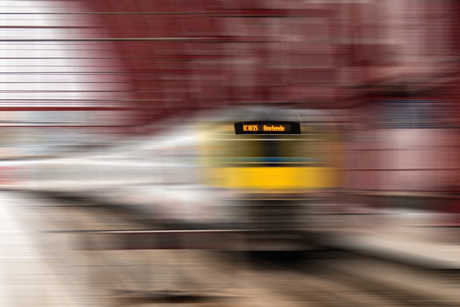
[234, 121, 301, 135]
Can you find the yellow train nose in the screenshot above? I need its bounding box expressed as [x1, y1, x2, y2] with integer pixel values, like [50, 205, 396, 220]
[210, 166, 338, 191]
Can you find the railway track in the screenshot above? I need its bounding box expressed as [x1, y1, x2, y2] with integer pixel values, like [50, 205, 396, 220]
[9, 191, 460, 307]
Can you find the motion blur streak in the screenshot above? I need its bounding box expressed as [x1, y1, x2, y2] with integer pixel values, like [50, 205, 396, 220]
[0, 0, 460, 306]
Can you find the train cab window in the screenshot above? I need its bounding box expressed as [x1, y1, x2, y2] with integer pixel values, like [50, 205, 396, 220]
[211, 122, 335, 166]
[263, 135, 280, 158]
[221, 135, 311, 166]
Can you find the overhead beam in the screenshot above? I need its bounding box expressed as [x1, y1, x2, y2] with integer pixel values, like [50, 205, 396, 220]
[0, 9, 329, 17]
[0, 37, 265, 43]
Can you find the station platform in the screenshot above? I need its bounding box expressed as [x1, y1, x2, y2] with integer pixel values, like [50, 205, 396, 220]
[0, 192, 81, 307]
[319, 231, 460, 269]
[10, 180, 460, 272]
[314, 211, 460, 270]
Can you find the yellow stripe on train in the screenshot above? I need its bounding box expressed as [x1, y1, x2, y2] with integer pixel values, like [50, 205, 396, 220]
[208, 167, 338, 190]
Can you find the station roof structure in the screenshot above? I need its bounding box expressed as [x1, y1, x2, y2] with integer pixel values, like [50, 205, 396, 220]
[83, 0, 343, 129]
[0, 0, 456, 136]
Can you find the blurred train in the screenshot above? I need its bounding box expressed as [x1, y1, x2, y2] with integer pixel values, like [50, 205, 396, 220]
[6, 106, 343, 231]
[195, 106, 342, 230]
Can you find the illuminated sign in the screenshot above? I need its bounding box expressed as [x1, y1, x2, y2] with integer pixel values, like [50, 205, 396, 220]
[234, 121, 301, 135]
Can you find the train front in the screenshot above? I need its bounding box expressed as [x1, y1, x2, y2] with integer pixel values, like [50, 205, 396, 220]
[199, 107, 341, 232]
